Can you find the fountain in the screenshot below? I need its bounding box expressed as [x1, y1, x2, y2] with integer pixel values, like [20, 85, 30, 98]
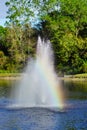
[10, 37, 64, 109]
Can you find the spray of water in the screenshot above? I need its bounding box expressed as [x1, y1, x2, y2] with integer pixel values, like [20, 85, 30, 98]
[10, 37, 64, 108]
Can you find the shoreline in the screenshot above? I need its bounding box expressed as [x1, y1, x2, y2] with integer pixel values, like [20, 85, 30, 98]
[0, 73, 21, 80]
[0, 76, 87, 81]
[0, 73, 87, 81]
[0, 76, 20, 80]
[59, 77, 87, 81]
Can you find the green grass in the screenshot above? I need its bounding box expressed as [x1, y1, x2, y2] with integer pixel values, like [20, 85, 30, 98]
[64, 73, 87, 79]
[0, 70, 21, 77]
[0, 73, 21, 77]
[73, 73, 87, 78]
[0, 71, 87, 78]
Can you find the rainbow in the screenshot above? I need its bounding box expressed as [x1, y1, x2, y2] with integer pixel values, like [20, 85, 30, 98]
[36, 61, 64, 109]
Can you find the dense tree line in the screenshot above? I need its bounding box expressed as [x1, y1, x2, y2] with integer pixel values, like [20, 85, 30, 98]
[0, 25, 37, 72]
[0, 0, 87, 74]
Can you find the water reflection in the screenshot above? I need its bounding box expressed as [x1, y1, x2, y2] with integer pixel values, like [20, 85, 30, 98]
[0, 79, 87, 130]
[0, 80, 14, 97]
[0, 79, 87, 100]
[63, 80, 87, 100]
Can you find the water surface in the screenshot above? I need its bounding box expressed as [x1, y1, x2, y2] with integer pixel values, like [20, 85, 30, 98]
[0, 79, 87, 130]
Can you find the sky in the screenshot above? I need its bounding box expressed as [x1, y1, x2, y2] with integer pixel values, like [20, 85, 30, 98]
[0, 0, 8, 26]
[0, 0, 39, 27]
[0, 0, 38, 27]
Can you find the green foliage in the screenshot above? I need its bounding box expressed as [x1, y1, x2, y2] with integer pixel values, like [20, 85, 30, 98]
[0, 25, 36, 72]
[5, 0, 34, 26]
[82, 61, 87, 73]
[0, 51, 7, 70]
[73, 73, 87, 78]
[34, 0, 87, 74]
[0, 0, 86, 74]
[0, 26, 8, 54]
[6, 25, 36, 71]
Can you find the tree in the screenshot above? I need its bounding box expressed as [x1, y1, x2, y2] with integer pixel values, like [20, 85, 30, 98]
[5, 0, 87, 74]
[33, 0, 87, 74]
[5, 0, 34, 26]
[5, 25, 36, 71]
[5, 0, 37, 72]
[0, 26, 8, 55]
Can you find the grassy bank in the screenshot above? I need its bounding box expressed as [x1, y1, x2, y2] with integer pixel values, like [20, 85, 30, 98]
[72, 73, 87, 78]
[0, 73, 21, 77]
[62, 73, 87, 81]
[64, 73, 87, 78]
[0, 73, 87, 80]
[0, 73, 21, 80]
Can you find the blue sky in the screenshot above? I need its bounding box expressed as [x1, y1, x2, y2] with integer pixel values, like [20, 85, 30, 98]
[0, 0, 39, 27]
[0, 0, 8, 26]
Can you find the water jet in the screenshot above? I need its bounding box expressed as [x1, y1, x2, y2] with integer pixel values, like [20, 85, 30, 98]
[10, 37, 64, 109]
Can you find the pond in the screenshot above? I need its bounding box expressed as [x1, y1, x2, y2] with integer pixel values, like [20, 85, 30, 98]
[0, 79, 87, 130]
